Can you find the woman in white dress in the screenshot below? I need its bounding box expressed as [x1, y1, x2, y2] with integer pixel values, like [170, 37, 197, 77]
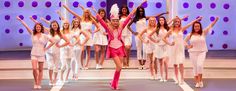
[93, 8, 109, 69]
[16, 16, 54, 89]
[185, 17, 218, 88]
[138, 17, 158, 79]
[149, 16, 169, 82]
[163, 16, 202, 84]
[63, 4, 100, 69]
[127, 6, 168, 69]
[118, 5, 131, 68]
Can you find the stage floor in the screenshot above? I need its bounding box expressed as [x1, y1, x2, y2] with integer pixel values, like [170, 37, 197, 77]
[0, 79, 235, 91]
[0, 50, 236, 91]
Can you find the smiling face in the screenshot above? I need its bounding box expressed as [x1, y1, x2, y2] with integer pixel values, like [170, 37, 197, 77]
[174, 18, 181, 28]
[138, 8, 144, 16]
[111, 19, 119, 28]
[99, 11, 106, 18]
[63, 22, 69, 30]
[51, 22, 59, 31]
[191, 22, 203, 35]
[72, 18, 80, 28]
[35, 24, 42, 33]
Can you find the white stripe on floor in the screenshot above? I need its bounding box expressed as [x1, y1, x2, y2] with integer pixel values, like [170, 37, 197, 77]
[179, 81, 194, 91]
[50, 81, 64, 91]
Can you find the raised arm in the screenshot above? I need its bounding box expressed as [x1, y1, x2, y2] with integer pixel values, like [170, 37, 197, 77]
[182, 16, 202, 32]
[168, 15, 189, 26]
[56, 10, 66, 21]
[16, 16, 33, 35]
[91, 16, 101, 33]
[63, 4, 82, 20]
[91, 6, 112, 36]
[29, 16, 39, 23]
[40, 17, 50, 25]
[119, 0, 147, 30]
[78, 4, 86, 11]
[203, 17, 219, 35]
[146, 11, 169, 19]
[30, 17, 49, 33]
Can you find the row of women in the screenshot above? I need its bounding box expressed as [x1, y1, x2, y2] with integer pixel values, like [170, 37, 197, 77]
[16, 0, 218, 90]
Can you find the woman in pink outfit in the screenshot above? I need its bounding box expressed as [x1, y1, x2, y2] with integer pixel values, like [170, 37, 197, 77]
[91, 0, 146, 89]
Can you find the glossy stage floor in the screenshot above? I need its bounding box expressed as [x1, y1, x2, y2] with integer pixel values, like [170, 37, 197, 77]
[0, 50, 236, 91]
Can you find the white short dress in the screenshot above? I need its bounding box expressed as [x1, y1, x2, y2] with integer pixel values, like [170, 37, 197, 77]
[81, 21, 93, 46]
[120, 17, 132, 46]
[93, 22, 108, 46]
[169, 31, 185, 64]
[154, 29, 169, 59]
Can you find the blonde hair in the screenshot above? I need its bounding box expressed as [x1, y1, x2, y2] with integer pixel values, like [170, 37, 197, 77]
[82, 9, 96, 22]
[71, 18, 81, 30]
[171, 17, 182, 31]
[148, 17, 157, 28]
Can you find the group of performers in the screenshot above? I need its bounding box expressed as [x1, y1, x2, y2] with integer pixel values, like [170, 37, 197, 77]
[16, 0, 219, 90]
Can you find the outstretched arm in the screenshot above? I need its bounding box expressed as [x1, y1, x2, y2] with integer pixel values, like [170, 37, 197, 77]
[30, 17, 49, 33]
[168, 15, 189, 26]
[40, 17, 50, 25]
[146, 11, 169, 19]
[16, 16, 33, 35]
[56, 10, 66, 21]
[203, 17, 219, 36]
[63, 4, 82, 20]
[182, 16, 202, 32]
[92, 6, 112, 36]
[119, 0, 147, 30]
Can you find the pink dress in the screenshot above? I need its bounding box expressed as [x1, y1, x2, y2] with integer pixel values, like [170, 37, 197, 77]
[96, 14, 132, 58]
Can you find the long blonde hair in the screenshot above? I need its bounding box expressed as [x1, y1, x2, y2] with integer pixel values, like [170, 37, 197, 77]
[148, 17, 157, 29]
[171, 17, 182, 31]
[82, 9, 95, 22]
[71, 18, 81, 30]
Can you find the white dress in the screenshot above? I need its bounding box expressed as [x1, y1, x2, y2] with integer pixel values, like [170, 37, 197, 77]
[145, 29, 156, 54]
[120, 17, 132, 46]
[93, 22, 108, 45]
[31, 34, 50, 62]
[135, 18, 147, 60]
[81, 21, 93, 46]
[154, 29, 169, 59]
[169, 31, 185, 64]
